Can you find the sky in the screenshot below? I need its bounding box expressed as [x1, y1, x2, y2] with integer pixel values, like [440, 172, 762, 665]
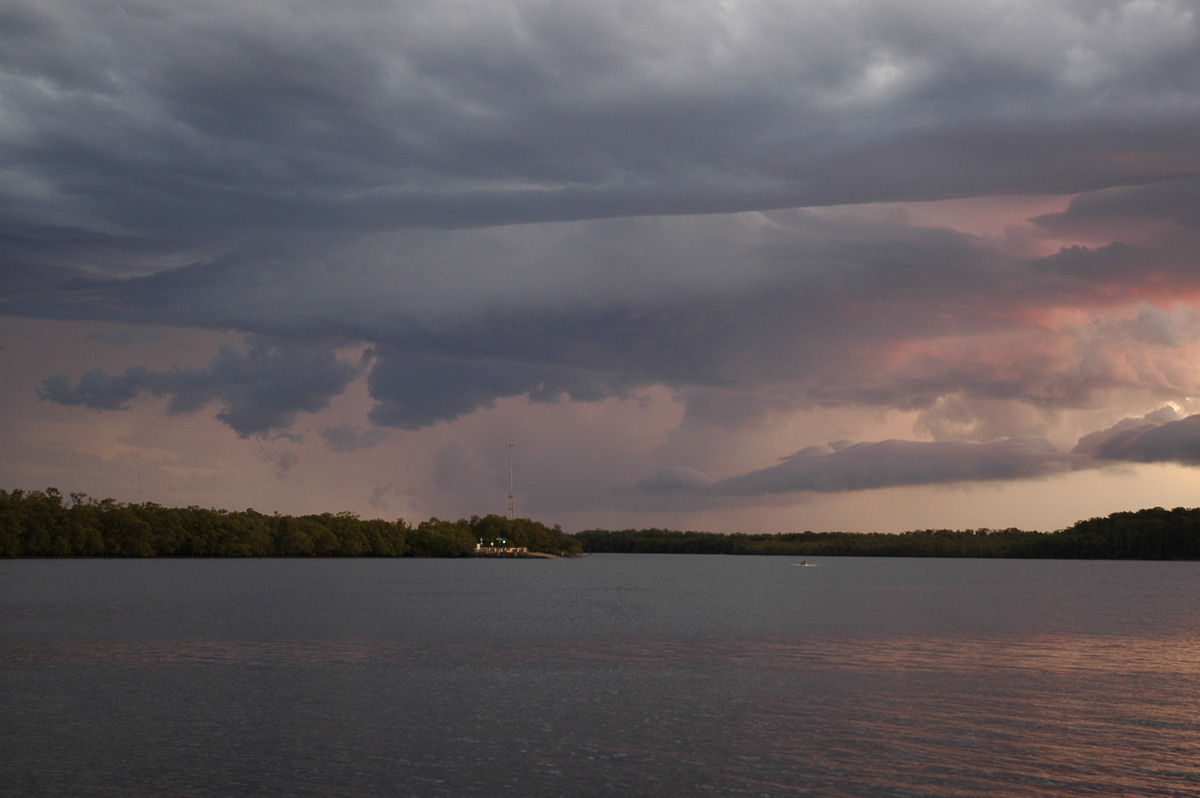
[3, 0, 1200, 534]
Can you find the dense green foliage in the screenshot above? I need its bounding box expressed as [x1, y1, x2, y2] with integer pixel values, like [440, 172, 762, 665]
[573, 527, 1046, 557]
[0, 489, 580, 558]
[6, 487, 1197, 559]
[575, 506, 1200, 560]
[467, 513, 584, 556]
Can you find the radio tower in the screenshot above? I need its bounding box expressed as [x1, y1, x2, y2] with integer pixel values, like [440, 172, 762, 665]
[506, 441, 516, 520]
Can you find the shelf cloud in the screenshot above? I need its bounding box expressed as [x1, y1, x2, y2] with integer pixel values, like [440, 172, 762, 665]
[638, 407, 1200, 498]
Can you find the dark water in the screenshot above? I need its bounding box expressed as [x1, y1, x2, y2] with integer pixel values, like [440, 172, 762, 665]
[3, 555, 1199, 797]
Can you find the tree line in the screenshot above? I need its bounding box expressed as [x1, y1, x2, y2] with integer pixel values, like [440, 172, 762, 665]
[6, 487, 1198, 559]
[0, 488, 581, 558]
[574, 506, 1200, 560]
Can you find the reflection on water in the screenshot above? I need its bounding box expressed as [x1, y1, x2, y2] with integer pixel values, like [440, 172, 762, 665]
[6, 632, 1200, 677]
[3, 556, 1200, 797]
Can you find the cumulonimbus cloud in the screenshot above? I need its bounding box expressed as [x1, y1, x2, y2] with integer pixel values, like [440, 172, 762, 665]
[8, 0, 1200, 508]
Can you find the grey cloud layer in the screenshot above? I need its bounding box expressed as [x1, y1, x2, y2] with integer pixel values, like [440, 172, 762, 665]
[6, 0, 1200, 499]
[3, 0, 1197, 239]
[25, 181, 1200, 435]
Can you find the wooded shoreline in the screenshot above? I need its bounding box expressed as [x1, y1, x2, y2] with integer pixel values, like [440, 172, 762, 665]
[0, 489, 581, 558]
[575, 507, 1200, 559]
[3, 488, 1200, 560]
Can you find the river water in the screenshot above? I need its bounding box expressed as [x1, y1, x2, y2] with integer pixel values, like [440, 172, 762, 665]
[2, 555, 1199, 796]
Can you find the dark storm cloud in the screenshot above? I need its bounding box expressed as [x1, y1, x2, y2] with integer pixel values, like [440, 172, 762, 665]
[38, 339, 359, 437]
[366, 351, 638, 429]
[1026, 175, 1200, 301]
[1034, 177, 1200, 233]
[39, 366, 154, 412]
[2, 0, 1198, 241]
[8, 0, 1200, 500]
[364, 352, 538, 430]
[19, 195, 1200, 432]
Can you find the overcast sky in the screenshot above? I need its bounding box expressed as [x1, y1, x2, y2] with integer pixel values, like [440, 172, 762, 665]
[4, 0, 1200, 532]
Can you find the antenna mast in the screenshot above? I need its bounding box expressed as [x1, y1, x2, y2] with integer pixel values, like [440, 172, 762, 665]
[506, 441, 515, 520]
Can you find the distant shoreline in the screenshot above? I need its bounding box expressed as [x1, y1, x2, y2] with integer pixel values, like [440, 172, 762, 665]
[4, 488, 1200, 560]
[574, 508, 1200, 560]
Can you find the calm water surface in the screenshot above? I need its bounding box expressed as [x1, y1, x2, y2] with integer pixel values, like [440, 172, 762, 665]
[3, 555, 1199, 796]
